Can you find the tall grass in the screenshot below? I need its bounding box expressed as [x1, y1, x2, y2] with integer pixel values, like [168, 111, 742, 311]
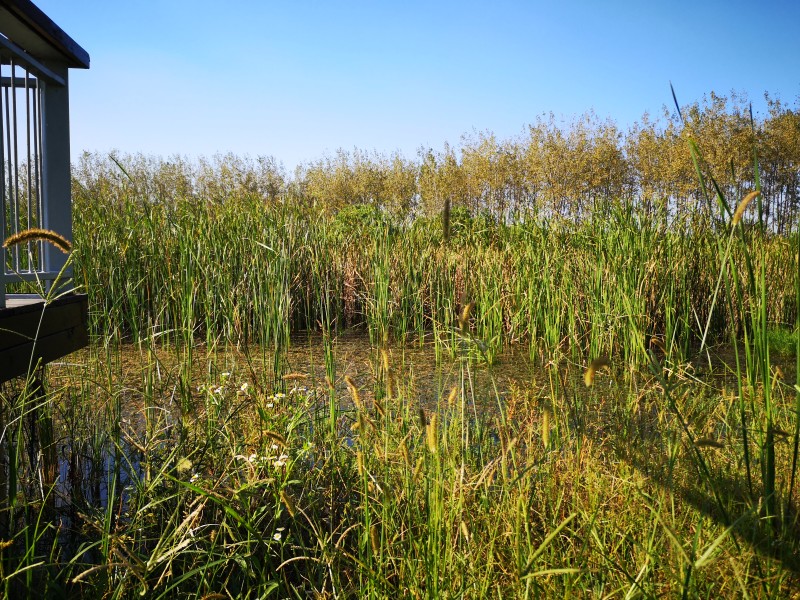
[1, 148, 798, 597]
[2, 335, 795, 597]
[72, 159, 795, 369]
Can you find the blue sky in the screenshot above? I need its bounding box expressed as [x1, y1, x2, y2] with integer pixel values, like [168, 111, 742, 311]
[34, 0, 800, 172]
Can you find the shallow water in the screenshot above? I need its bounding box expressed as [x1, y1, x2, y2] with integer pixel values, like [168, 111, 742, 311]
[40, 331, 542, 520]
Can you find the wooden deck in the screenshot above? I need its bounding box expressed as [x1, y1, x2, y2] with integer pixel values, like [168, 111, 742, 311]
[0, 293, 88, 383]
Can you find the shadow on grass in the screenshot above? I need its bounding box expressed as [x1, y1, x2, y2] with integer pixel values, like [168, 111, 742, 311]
[610, 398, 800, 576]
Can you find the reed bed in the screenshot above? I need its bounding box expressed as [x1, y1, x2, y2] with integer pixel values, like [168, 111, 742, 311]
[0, 148, 798, 597]
[72, 167, 795, 369]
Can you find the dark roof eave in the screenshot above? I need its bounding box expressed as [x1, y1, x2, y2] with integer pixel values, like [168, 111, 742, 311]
[0, 0, 89, 69]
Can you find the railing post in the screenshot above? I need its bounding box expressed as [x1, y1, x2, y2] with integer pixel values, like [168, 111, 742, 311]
[40, 64, 72, 293]
[0, 76, 5, 309]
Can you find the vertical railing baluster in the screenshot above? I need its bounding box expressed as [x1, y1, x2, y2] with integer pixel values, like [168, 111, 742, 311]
[0, 65, 6, 308]
[25, 67, 33, 272]
[34, 74, 44, 276]
[10, 60, 19, 273]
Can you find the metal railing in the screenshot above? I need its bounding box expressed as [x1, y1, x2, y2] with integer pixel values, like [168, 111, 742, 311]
[1, 41, 73, 309]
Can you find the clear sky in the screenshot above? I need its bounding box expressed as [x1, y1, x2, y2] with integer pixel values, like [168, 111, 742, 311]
[33, 0, 800, 172]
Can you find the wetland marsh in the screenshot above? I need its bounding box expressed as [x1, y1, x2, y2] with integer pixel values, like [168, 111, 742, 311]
[3, 97, 800, 597]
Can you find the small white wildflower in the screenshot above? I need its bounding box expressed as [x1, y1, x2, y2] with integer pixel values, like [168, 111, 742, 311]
[248, 454, 257, 463]
[271, 443, 279, 451]
[273, 527, 285, 541]
[240, 382, 249, 393]
[266, 402, 274, 408]
[273, 453, 289, 468]
[213, 386, 224, 395]
[221, 371, 231, 379]
[190, 473, 200, 483]
[275, 392, 286, 399]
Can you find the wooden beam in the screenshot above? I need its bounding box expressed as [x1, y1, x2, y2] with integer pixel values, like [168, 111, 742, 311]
[0, 293, 88, 382]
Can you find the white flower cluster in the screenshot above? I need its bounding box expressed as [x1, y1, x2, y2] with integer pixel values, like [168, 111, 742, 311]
[196, 372, 253, 400]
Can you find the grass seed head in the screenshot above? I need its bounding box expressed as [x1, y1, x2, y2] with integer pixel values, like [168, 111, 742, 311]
[460, 520, 470, 542]
[426, 413, 438, 454]
[399, 438, 411, 466]
[732, 190, 761, 226]
[381, 348, 390, 374]
[282, 372, 308, 381]
[373, 398, 386, 419]
[459, 302, 475, 333]
[584, 356, 611, 387]
[412, 456, 424, 483]
[694, 438, 724, 449]
[380, 349, 396, 401]
[447, 385, 459, 408]
[280, 489, 297, 517]
[356, 451, 365, 477]
[345, 375, 362, 410]
[4, 228, 72, 254]
[264, 431, 287, 447]
[370, 524, 381, 555]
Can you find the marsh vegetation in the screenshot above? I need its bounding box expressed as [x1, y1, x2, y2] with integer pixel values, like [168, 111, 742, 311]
[2, 93, 800, 598]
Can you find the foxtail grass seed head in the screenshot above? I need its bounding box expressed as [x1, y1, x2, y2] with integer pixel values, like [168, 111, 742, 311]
[732, 190, 761, 226]
[357, 411, 375, 434]
[400, 438, 411, 467]
[426, 413, 438, 454]
[370, 524, 381, 555]
[386, 372, 396, 402]
[356, 451, 365, 477]
[282, 372, 308, 381]
[460, 520, 470, 542]
[380, 349, 395, 401]
[355, 411, 365, 432]
[381, 349, 390, 374]
[264, 431, 287, 447]
[584, 357, 611, 387]
[280, 489, 297, 517]
[3, 228, 72, 254]
[459, 302, 475, 334]
[413, 456, 424, 484]
[694, 438, 724, 449]
[447, 385, 459, 409]
[345, 375, 362, 410]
